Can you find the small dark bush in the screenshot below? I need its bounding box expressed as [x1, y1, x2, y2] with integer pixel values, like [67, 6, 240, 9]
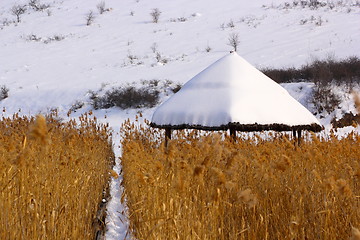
[312, 82, 341, 115]
[26, 34, 65, 43]
[85, 10, 95, 26]
[227, 19, 235, 28]
[27, 34, 42, 41]
[155, 52, 168, 64]
[331, 112, 360, 128]
[170, 17, 187, 22]
[150, 8, 161, 23]
[90, 86, 160, 110]
[0, 85, 9, 100]
[69, 100, 84, 113]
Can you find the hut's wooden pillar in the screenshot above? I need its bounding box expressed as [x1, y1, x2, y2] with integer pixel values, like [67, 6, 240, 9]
[292, 129, 297, 147]
[297, 129, 302, 146]
[292, 129, 303, 146]
[229, 127, 236, 142]
[165, 128, 172, 148]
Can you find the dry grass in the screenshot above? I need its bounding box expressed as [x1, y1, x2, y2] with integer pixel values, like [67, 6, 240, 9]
[0, 112, 114, 239]
[354, 91, 360, 114]
[121, 119, 360, 240]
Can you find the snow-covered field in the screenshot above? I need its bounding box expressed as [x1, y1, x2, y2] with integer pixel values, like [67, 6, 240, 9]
[1, 0, 360, 239]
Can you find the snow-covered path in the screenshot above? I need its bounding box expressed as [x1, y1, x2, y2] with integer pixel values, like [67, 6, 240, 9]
[91, 110, 154, 239]
[105, 135, 129, 239]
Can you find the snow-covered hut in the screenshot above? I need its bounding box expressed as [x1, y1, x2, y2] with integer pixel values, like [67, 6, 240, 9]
[151, 52, 322, 141]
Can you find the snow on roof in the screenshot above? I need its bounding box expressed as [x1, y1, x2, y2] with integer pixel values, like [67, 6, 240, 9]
[151, 52, 322, 132]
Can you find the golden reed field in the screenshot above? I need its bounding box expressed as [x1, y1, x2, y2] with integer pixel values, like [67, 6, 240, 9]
[0, 112, 114, 239]
[121, 119, 360, 240]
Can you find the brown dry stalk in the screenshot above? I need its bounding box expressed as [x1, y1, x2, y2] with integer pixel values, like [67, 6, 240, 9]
[0, 112, 114, 239]
[354, 91, 360, 115]
[120, 119, 360, 240]
[351, 227, 360, 240]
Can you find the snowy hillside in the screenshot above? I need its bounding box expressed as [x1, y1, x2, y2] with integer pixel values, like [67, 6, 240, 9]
[1, 0, 360, 239]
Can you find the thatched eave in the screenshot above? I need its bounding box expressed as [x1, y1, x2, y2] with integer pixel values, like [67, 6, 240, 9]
[150, 122, 323, 132]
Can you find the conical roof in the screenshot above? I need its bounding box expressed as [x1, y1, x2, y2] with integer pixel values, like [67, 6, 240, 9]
[151, 52, 322, 132]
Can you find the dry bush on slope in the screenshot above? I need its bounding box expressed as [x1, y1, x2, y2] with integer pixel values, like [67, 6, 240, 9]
[0, 112, 114, 239]
[121, 120, 360, 240]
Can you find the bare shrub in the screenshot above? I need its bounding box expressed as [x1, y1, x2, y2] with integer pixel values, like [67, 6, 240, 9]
[227, 33, 240, 52]
[89, 79, 181, 109]
[85, 10, 95, 26]
[2, 18, 16, 27]
[309, 0, 327, 9]
[264, 0, 346, 10]
[150, 42, 158, 53]
[26, 34, 65, 43]
[155, 52, 168, 64]
[43, 34, 65, 43]
[90, 85, 160, 110]
[150, 8, 161, 23]
[262, 56, 360, 84]
[141, 79, 160, 88]
[300, 15, 326, 26]
[170, 17, 187, 22]
[28, 0, 50, 11]
[68, 100, 85, 114]
[26, 34, 42, 42]
[0, 85, 9, 100]
[227, 19, 235, 28]
[177, 17, 187, 22]
[127, 53, 137, 63]
[28, 0, 39, 9]
[141, 79, 179, 95]
[312, 82, 341, 115]
[155, 52, 162, 62]
[11, 5, 27, 23]
[97, 1, 106, 14]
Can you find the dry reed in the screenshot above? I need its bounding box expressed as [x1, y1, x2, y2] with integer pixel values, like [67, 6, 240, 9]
[0, 112, 114, 239]
[120, 119, 360, 240]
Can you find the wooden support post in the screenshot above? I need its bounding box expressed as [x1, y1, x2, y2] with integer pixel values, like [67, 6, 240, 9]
[292, 129, 297, 147]
[297, 129, 302, 146]
[229, 127, 236, 142]
[165, 128, 172, 149]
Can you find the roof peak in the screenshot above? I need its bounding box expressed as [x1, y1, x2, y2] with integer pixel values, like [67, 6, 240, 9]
[151, 53, 321, 132]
